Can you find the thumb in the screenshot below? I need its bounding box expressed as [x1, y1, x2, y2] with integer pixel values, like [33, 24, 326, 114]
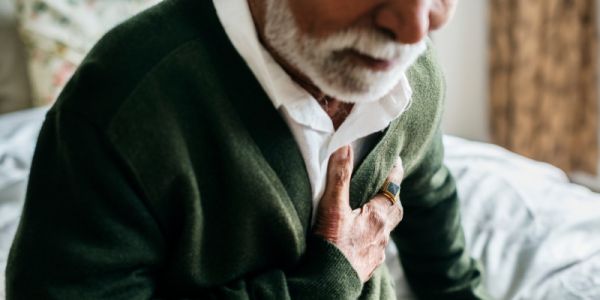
[320, 145, 354, 212]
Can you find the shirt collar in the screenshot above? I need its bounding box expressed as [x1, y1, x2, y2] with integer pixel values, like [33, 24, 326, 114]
[212, 0, 413, 134]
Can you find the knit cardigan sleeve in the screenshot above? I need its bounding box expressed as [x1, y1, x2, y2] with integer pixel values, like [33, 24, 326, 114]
[391, 129, 491, 299]
[5, 111, 363, 300]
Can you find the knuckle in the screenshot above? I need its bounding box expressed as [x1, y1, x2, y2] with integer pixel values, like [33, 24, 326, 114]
[397, 206, 404, 222]
[360, 203, 372, 215]
[392, 202, 404, 223]
[368, 196, 385, 210]
[331, 167, 350, 187]
[368, 209, 387, 227]
[378, 236, 390, 247]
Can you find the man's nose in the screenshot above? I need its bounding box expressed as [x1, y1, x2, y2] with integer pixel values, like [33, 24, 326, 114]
[374, 0, 431, 44]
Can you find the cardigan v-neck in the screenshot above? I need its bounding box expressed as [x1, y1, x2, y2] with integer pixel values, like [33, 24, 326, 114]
[211, 0, 416, 221]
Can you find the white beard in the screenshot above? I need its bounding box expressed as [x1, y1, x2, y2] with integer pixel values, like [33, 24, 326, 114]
[263, 0, 427, 104]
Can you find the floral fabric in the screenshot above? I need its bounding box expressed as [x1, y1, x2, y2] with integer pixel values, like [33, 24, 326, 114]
[15, 0, 161, 105]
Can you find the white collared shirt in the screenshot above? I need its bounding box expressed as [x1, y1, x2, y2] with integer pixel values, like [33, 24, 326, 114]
[212, 0, 413, 221]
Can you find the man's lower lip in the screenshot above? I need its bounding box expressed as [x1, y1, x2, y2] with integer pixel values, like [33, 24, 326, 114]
[345, 50, 395, 71]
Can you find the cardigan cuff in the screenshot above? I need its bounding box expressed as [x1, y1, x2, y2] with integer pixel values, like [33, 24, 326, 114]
[292, 235, 363, 299]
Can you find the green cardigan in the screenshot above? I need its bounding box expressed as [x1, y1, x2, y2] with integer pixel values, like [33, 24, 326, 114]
[6, 0, 489, 299]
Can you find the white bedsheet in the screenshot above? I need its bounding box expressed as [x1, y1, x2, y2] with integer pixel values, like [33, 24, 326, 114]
[1, 107, 599, 299]
[0, 106, 47, 299]
[443, 137, 600, 299]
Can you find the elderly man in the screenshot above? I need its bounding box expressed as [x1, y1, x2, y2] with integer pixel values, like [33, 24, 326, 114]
[6, 0, 489, 299]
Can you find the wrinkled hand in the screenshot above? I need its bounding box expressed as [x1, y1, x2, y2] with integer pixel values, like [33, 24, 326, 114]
[314, 145, 404, 283]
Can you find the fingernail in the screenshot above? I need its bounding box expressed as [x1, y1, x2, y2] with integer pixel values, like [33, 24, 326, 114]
[396, 156, 403, 166]
[338, 146, 349, 160]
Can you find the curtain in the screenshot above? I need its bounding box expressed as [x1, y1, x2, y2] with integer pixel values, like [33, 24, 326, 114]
[490, 0, 599, 174]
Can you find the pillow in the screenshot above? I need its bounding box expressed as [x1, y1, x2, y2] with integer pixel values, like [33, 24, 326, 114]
[15, 0, 161, 106]
[0, 0, 32, 114]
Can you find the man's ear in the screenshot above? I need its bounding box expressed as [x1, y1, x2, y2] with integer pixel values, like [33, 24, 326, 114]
[430, 0, 458, 31]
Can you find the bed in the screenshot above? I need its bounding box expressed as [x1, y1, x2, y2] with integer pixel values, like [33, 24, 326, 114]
[1, 107, 599, 299]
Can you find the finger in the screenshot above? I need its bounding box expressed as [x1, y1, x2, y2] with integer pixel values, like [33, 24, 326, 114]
[363, 156, 404, 219]
[320, 145, 354, 212]
[368, 195, 403, 228]
[381, 156, 404, 224]
[388, 156, 404, 184]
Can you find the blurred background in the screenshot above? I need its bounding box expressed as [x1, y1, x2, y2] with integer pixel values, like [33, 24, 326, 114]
[1, 0, 599, 188]
[436, 0, 600, 190]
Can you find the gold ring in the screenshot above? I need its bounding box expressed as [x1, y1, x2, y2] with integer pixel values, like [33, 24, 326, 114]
[380, 191, 397, 205]
[379, 178, 400, 205]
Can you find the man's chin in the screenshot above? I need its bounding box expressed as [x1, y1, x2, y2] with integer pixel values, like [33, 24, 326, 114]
[314, 70, 404, 104]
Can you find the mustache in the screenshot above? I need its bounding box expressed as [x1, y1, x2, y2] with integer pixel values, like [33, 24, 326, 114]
[314, 27, 423, 61]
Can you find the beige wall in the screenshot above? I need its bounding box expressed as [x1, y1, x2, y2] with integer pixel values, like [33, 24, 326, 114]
[432, 1, 490, 142]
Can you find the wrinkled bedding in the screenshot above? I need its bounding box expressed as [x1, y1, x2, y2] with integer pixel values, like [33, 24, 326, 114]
[1, 107, 599, 299]
[444, 137, 600, 299]
[385, 137, 600, 300]
[0, 106, 47, 299]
